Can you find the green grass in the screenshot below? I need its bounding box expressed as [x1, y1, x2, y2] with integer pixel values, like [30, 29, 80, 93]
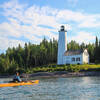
[25, 64, 100, 74]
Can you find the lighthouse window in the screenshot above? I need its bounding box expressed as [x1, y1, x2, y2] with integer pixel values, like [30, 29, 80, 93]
[72, 58, 75, 61]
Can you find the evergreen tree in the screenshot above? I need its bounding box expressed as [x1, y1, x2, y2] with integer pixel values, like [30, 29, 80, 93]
[95, 36, 98, 48]
[24, 43, 30, 68]
[0, 37, 100, 74]
[94, 36, 99, 63]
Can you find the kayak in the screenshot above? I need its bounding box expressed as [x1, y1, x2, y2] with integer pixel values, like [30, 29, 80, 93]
[0, 80, 39, 88]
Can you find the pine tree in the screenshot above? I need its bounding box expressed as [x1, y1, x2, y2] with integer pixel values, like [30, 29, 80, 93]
[95, 36, 98, 48]
[94, 36, 99, 63]
[24, 43, 30, 68]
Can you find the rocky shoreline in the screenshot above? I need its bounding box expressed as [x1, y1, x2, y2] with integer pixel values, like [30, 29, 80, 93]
[0, 71, 100, 78]
[21, 71, 100, 78]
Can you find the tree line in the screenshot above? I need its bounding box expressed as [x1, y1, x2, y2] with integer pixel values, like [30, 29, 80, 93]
[0, 36, 100, 74]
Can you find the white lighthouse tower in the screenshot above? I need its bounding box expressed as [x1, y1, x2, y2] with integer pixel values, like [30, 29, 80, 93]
[57, 25, 67, 65]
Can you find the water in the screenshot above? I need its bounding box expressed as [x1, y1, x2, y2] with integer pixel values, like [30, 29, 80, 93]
[0, 77, 100, 100]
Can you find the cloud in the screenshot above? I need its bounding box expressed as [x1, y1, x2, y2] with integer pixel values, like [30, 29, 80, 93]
[56, 9, 100, 29]
[78, 15, 100, 28]
[68, 31, 95, 44]
[56, 10, 86, 23]
[0, 37, 25, 50]
[0, 0, 99, 52]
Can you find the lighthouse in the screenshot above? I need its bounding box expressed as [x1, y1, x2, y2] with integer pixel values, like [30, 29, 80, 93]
[57, 25, 89, 65]
[57, 25, 67, 65]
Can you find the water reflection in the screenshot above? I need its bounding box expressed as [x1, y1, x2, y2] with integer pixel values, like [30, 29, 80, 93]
[82, 77, 92, 84]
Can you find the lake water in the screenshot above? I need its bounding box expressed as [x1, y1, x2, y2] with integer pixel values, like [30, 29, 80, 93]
[0, 77, 100, 100]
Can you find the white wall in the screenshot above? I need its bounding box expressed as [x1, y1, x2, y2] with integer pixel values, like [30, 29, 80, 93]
[63, 49, 89, 65]
[57, 30, 67, 65]
[64, 54, 83, 64]
[82, 49, 89, 64]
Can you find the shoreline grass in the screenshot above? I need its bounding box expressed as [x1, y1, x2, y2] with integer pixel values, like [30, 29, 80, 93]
[25, 64, 100, 74]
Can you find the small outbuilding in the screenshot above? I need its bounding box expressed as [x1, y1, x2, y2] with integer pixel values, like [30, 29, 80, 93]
[63, 49, 89, 64]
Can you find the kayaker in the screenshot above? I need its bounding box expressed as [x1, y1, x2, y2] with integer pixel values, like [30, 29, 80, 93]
[13, 72, 22, 82]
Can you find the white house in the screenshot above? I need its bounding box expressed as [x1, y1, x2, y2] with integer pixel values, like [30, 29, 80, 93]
[57, 25, 89, 65]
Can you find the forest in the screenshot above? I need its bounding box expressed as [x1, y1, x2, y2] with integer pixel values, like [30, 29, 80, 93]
[0, 36, 100, 74]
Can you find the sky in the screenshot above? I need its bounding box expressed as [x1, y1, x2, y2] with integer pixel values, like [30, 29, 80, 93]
[0, 0, 100, 53]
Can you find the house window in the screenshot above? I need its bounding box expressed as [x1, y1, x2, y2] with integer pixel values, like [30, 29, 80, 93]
[76, 57, 80, 61]
[72, 58, 75, 61]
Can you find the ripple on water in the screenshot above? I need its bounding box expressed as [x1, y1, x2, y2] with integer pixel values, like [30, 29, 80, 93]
[0, 77, 100, 100]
